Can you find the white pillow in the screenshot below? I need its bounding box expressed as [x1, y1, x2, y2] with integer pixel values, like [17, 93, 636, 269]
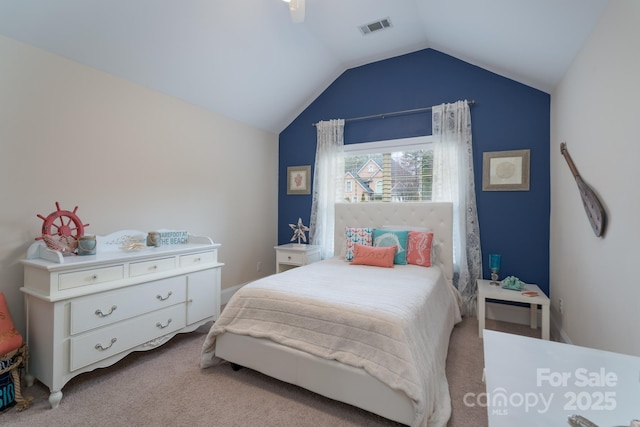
[380, 225, 428, 232]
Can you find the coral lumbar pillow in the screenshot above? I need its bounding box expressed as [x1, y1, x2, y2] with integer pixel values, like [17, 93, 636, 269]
[350, 243, 396, 268]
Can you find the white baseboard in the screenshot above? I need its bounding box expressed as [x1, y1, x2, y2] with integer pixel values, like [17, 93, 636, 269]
[550, 314, 573, 345]
[221, 283, 245, 305]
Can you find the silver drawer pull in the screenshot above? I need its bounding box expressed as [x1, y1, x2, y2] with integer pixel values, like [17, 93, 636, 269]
[95, 338, 117, 351]
[151, 265, 158, 270]
[156, 291, 172, 301]
[95, 305, 117, 317]
[156, 318, 172, 329]
[91, 274, 98, 280]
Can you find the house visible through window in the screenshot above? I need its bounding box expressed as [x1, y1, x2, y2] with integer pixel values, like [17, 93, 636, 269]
[342, 136, 433, 203]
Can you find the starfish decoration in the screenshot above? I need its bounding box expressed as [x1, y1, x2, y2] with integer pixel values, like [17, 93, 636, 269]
[289, 217, 309, 244]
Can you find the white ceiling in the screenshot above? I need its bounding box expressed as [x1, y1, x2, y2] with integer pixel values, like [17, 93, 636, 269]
[0, 0, 608, 133]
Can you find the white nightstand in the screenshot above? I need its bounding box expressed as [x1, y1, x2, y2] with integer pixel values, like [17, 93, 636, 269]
[274, 243, 321, 273]
[477, 278, 550, 340]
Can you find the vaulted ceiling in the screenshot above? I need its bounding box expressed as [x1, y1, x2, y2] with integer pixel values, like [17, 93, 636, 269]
[0, 0, 608, 133]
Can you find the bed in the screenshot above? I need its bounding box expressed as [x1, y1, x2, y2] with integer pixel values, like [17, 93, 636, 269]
[200, 202, 462, 427]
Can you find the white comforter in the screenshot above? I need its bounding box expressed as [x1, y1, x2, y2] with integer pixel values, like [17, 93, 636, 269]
[201, 257, 462, 427]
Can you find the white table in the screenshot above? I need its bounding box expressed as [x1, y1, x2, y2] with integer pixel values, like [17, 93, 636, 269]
[484, 330, 640, 426]
[477, 278, 550, 340]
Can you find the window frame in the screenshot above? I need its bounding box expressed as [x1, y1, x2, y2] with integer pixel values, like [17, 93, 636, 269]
[343, 135, 434, 155]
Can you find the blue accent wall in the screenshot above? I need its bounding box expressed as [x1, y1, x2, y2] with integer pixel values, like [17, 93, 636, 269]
[278, 48, 550, 295]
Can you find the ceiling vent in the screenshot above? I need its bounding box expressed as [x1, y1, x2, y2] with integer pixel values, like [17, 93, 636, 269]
[359, 17, 392, 35]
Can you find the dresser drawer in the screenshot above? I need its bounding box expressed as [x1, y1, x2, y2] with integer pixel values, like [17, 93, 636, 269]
[180, 251, 216, 267]
[129, 257, 176, 277]
[59, 265, 124, 290]
[277, 251, 303, 265]
[70, 276, 186, 335]
[69, 303, 185, 372]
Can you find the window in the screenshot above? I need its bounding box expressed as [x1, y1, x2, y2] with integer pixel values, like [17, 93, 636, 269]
[342, 136, 434, 202]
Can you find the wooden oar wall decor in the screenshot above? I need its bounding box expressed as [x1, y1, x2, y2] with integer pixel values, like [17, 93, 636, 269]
[560, 142, 607, 237]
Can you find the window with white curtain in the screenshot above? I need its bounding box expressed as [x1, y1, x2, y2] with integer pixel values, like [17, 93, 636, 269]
[341, 136, 434, 203]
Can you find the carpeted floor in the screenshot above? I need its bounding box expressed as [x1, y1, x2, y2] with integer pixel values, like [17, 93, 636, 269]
[1, 316, 540, 426]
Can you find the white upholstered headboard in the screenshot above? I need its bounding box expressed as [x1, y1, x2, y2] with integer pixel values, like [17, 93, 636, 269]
[334, 202, 454, 283]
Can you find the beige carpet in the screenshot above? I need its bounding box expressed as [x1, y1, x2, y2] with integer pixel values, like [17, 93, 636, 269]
[1, 317, 540, 426]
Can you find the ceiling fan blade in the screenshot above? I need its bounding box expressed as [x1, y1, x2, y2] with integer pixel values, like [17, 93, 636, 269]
[289, 0, 305, 23]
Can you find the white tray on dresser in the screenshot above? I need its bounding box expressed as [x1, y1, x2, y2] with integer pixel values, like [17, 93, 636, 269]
[20, 230, 223, 408]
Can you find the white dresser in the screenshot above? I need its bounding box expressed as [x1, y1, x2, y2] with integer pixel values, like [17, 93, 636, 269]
[20, 230, 223, 409]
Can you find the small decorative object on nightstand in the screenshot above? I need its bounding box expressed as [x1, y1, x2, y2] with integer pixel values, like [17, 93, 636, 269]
[289, 217, 309, 244]
[274, 243, 321, 273]
[477, 278, 550, 340]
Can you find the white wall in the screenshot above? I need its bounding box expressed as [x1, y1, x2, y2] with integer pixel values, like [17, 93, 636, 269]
[550, 0, 640, 356]
[0, 35, 279, 335]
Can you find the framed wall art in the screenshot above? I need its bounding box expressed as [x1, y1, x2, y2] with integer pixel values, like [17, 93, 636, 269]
[482, 149, 530, 191]
[287, 165, 311, 195]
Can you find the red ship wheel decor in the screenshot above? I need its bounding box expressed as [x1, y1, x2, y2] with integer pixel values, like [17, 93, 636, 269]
[36, 202, 90, 253]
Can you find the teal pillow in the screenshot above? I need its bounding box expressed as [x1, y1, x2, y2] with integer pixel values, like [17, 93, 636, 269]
[373, 228, 409, 265]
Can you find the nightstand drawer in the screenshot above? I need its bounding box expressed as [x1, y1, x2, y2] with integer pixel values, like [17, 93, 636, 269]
[129, 257, 176, 277]
[59, 265, 124, 290]
[277, 251, 303, 265]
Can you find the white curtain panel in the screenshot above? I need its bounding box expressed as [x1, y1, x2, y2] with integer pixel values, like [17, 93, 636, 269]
[432, 101, 482, 316]
[310, 119, 345, 258]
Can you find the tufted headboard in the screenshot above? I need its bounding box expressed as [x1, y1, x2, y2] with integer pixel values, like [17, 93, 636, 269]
[334, 202, 454, 284]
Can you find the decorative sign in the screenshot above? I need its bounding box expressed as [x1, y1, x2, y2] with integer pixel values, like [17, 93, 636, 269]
[160, 230, 188, 245]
